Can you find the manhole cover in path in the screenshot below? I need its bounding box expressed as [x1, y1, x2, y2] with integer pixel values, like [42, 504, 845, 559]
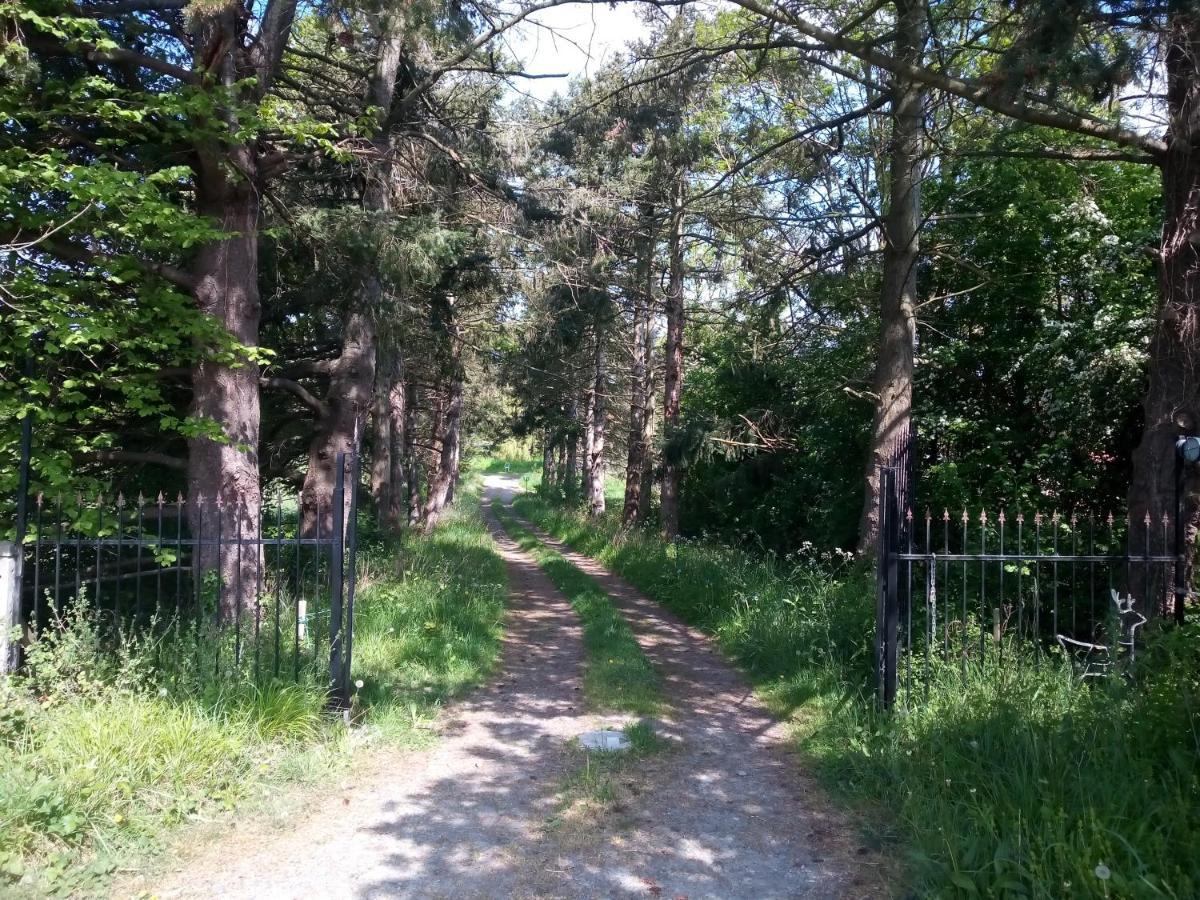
[579, 730, 630, 751]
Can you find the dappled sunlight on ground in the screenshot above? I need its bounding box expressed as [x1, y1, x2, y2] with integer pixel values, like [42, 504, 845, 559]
[144, 480, 883, 899]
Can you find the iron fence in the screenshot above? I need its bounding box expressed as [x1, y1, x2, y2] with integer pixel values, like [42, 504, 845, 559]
[876, 451, 1185, 709]
[8, 446, 360, 705]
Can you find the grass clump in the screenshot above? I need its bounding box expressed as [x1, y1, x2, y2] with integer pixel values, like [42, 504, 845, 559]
[351, 491, 507, 737]
[1, 480, 509, 893]
[495, 508, 661, 715]
[0, 602, 335, 895]
[514, 492, 1200, 899]
[548, 720, 669, 836]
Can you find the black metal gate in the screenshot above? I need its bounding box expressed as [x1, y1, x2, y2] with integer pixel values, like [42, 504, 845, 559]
[876, 434, 1187, 708]
[7, 436, 360, 705]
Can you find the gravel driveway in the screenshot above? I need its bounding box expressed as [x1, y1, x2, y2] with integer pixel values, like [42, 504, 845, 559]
[135, 476, 887, 899]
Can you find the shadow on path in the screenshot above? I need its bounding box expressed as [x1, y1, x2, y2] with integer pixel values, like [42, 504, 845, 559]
[143, 481, 883, 899]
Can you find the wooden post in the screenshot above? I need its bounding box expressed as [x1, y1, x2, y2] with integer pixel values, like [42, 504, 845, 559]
[0, 541, 21, 675]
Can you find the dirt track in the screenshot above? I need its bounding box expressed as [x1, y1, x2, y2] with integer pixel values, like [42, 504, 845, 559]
[136, 476, 885, 899]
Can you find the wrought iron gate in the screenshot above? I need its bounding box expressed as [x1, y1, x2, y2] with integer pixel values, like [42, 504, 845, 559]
[876, 434, 1187, 708]
[6, 434, 360, 705]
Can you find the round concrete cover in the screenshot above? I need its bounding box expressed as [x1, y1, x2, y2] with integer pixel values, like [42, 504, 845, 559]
[579, 729, 630, 751]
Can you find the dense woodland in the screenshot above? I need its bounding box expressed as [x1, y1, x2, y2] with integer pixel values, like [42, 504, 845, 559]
[1, 0, 1190, 567]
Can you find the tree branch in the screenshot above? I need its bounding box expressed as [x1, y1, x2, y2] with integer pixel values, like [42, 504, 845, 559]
[79, 0, 188, 15]
[725, 0, 1167, 158]
[954, 148, 1156, 165]
[277, 358, 338, 378]
[82, 450, 187, 471]
[250, 0, 300, 98]
[84, 45, 198, 84]
[2, 228, 197, 292]
[261, 376, 329, 418]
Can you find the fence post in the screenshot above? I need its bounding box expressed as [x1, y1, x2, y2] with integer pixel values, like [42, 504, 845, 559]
[15, 388, 33, 545]
[883, 468, 900, 708]
[341, 451, 360, 698]
[328, 453, 347, 706]
[875, 467, 887, 706]
[875, 466, 900, 708]
[0, 541, 21, 675]
[1174, 447, 1187, 625]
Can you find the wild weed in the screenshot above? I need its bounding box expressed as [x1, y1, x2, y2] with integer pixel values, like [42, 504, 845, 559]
[515, 492, 1200, 898]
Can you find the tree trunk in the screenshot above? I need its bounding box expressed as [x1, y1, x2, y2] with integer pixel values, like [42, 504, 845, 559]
[640, 350, 658, 518]
[298, 12, 406, 538]
[185, 0, 295, 620]
[423, 297, 463, 529]
[187, 165, 262, 620]
[660, 177, 686, 539]
[1128, 14, 1200, 613]
[371, 345, 392, 517]
[423, 375, 462, 528]
[565, 398, 580, 496]
[300, 309, 375, 536]
[623, 203, 655, 526]
[404, 381, 421, 525]
[447, 423, 461, 505]
[857, 0, 926, 556]
[587, 335, 607, 517]
[542, 434, 554, 490]
[387, 368, 409, 528]
[582, 382, 595, 500]
[371, 341, 408, 530]
[426, 391, 445, 501]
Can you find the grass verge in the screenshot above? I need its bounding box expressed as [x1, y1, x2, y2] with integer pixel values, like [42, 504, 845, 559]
[513, 491, 1200, 899]
[0, 481, 507, 895]
[494, 507, 661, 715]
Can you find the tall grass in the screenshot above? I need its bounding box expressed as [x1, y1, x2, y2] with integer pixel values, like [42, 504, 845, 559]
[0, 480, 508, 892]
[514, 493, 1200, 899]
[351, 494, 506, 735]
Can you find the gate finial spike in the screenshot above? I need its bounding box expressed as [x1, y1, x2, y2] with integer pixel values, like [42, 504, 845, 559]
[1034, 512, 1043, 526]
[1106, 511, 1115, 526]
[943, 508, 950, 522]
[1162, 511, 1170, 528]
[998, 510, 1006, 525]
[137, 491, 145, 507]
[905, 508, 913, 523]
[1052, 510, 1060, 526]
[980, 509, 987, 525]
[35, 491, 43, 508]
[1144, 510, 1152, 526]
[925, 508, 932, 524]
[1070, 512, 1078, 527]
[156, 491, 165, 507]
[176, 491, 184, 505]
[961, 508, 969, 524]
[116, 492, 125, 508]
[1017, 511, 1025, 525]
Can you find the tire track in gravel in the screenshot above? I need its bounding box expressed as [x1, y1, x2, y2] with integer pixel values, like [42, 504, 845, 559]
[505, 487, 892, 899]
[131, 477, 885, 899]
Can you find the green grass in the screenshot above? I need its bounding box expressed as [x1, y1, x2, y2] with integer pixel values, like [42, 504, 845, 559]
[0, 477, 508, 894]
[547, 720, 670, 834]
[513, 492, 1200, 899]
[494, 508, 661, 715]
[351, 489, 507, 737]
